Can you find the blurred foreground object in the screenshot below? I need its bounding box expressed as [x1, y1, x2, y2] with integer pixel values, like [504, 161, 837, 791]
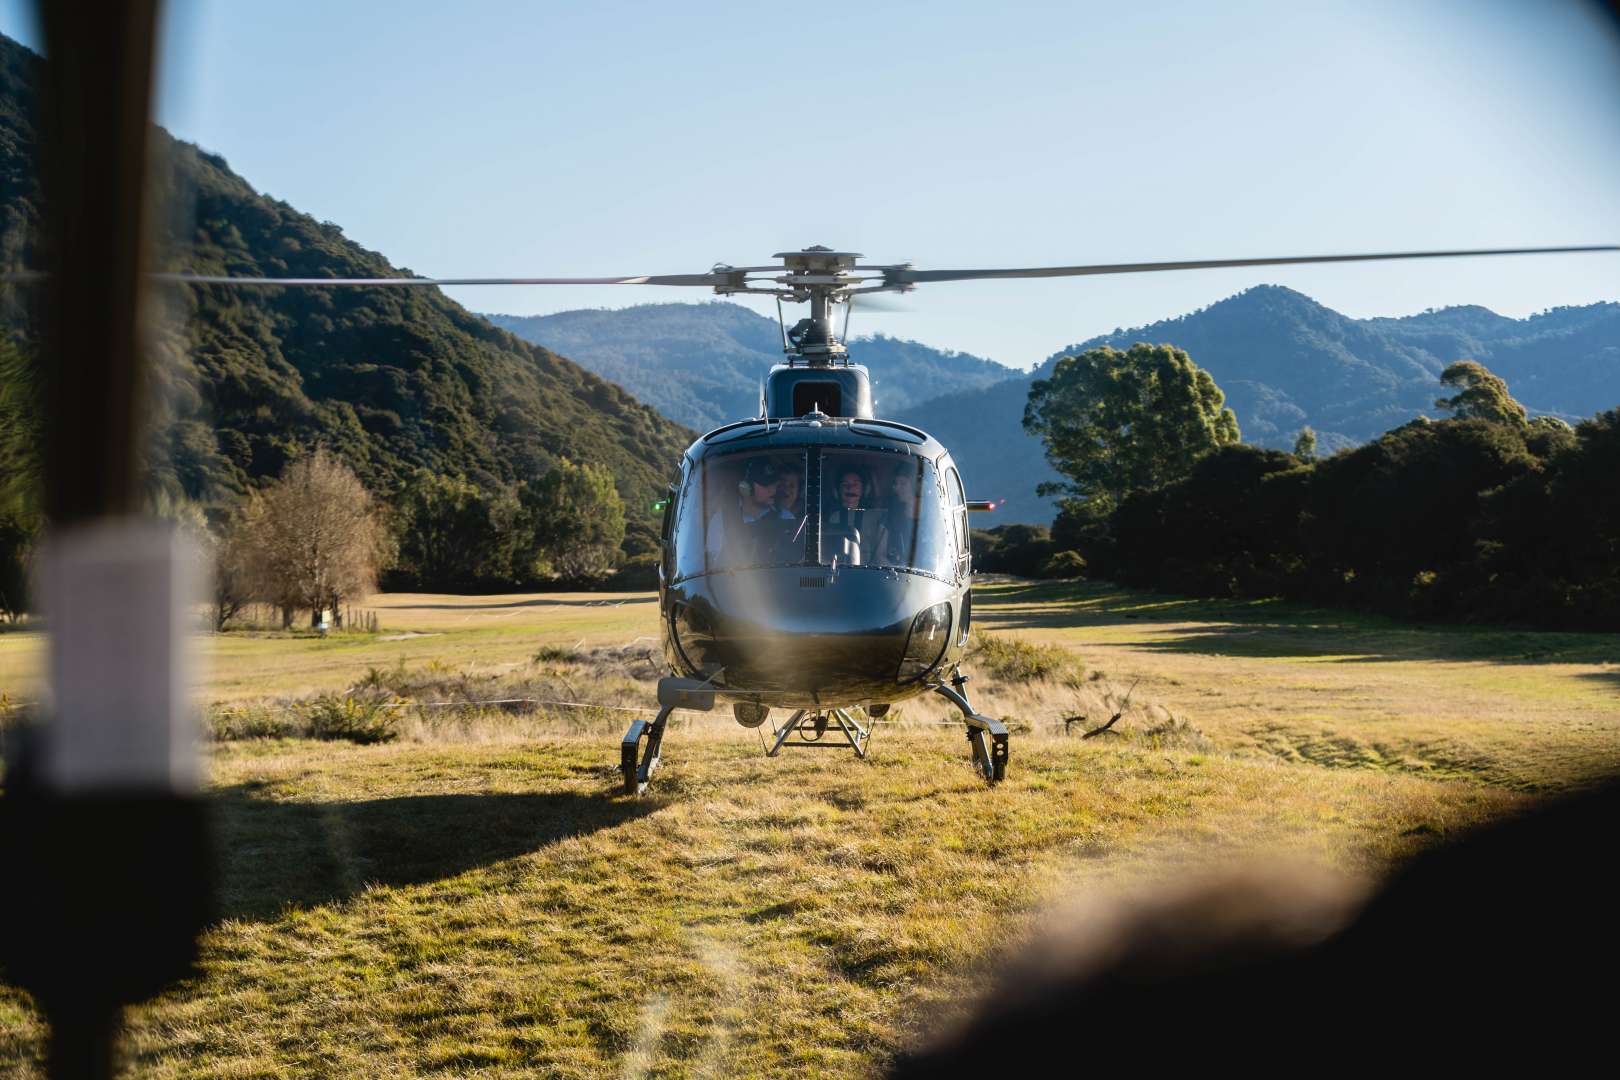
[892, 781, 1620, 1074]
[0, 3, 211, 1078]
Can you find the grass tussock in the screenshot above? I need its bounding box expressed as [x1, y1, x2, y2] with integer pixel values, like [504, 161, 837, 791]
[969, 631, 1086, 686]
[203, 644, 666, 745]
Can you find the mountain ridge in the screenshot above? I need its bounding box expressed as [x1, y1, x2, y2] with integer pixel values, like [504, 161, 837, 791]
[485, 303, 1016, 431]
[899, 284, 1620, 524]
[0, 31, 694, 516]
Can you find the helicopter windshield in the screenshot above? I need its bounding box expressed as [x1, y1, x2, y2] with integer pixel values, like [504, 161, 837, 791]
[673, 447, 955, 579]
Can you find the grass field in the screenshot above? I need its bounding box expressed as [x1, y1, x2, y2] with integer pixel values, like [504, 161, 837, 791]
[1, 580, 1616, 1077]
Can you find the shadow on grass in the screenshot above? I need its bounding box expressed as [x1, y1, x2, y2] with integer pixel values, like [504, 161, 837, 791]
[1578, 669, 1620, 692]
[973, 579, 1620, 667]
[390, 596, 657, 611]
[210, 784, 658, 922]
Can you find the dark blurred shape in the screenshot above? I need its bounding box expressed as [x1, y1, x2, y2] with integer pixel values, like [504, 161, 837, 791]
[0, 741, 211, 1077]
[892, 781, 1620, 1075]
[0, 4, 213, 1079]
[37, 1, 158, 523]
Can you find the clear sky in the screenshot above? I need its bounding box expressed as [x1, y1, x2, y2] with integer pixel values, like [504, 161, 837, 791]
[5, 0, 1620, 369]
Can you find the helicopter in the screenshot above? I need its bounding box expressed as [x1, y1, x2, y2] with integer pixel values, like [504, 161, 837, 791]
[169, 241, 1617, 794]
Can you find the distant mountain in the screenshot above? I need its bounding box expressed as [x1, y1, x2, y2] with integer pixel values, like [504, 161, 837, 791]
[899, 285, 1620, 525]
[0, 32, 693, 515]
[485, 303, 1016, 431]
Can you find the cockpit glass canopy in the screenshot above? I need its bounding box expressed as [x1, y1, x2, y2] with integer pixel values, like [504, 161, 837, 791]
[673, 447, 955, 579]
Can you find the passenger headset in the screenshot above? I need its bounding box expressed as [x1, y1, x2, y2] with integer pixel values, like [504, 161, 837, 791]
[739, 459, 782, 499]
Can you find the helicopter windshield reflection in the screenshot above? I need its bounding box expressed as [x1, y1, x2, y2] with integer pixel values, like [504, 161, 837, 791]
[673, 447, 954, 578]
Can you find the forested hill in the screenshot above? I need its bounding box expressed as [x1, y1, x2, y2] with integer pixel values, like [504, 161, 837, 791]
[900, 285, 1620, 525]
[0, 32, 693, 514]
[485, 303, 1015, 431]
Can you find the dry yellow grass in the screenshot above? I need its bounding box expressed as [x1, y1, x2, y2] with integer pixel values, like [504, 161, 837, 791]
[2, 580, 1614, 1077]
[973, 581, 1620, 790]
[0, 734, 1519, 1079]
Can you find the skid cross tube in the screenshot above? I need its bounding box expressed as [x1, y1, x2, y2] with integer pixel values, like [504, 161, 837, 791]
[933, 680, 1009, 784]
[766, 708, 872, 758]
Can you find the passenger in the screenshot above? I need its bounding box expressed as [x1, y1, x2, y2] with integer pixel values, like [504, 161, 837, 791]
[706, 457, 793, 567]
[887, 466, 946, 573]
[825, 463, 873, 563]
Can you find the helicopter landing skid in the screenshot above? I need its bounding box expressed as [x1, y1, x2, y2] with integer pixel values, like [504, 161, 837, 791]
[620, 705, 672, 796]
[622, 677, 718, 795]
[933, 678, 1009, 784]
[765, 708, 872, 758]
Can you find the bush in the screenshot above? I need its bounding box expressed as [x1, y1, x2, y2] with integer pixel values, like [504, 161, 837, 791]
[1039, 549, 1087, 579]
[304, 692, 401, 744]
[969, 632, 1085, 686]
[206, 702, 303, 741]
[605, 550, 660, 590]
[972, 524, 1055, 577]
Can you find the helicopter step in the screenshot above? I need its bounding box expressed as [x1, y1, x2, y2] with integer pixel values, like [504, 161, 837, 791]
[933, 676, 1009, 784]
[765, 708, 872, 759]
[622, 677, 716, 796]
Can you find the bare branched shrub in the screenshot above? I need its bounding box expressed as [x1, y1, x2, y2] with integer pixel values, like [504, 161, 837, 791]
[203, 510, 255, 631]
[237, 451, 390, 627]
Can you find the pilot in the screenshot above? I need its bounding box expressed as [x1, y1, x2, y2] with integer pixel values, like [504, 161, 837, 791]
[706, 457, 793, 567]
[824, 463, 873, 563]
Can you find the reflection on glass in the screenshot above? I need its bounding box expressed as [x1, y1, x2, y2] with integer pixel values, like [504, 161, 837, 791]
[670, 448, 956, 580]
[675, 451, 809, 575]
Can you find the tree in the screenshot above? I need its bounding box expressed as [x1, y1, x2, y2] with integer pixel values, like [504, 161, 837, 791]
[204, 511, 255, 631]
[391, 471, 520, 589]
[1434, 360, 1527, 425]
[1293, 426, 1318, 461]
[238, 451, 389, 627]
[520, 459, 626, 581]
[1024, 343, 1241, 519]
[0, 340, 40, 622]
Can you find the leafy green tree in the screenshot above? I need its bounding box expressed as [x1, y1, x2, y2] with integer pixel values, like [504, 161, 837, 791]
[520, 459, 626, 581]
[1434, 360, 1527, 425]
[1293, 425, 1318, 461]
[392, 471, 521, 588]
[1024, 343, 1240, 519]
[1111, 445, 1309, 597]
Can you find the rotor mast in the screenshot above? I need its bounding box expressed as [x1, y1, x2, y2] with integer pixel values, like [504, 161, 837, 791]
[709, 245, 914, 366]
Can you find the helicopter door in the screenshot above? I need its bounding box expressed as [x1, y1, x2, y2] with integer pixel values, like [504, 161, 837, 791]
[945, 465, 969, 581]
[658, 480, 677, 589]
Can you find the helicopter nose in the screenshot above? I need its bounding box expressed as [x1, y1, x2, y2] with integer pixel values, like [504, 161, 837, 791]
[672, 568, 958, 697]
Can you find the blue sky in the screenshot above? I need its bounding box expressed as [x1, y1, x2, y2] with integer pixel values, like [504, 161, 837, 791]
[5, 0, 1620, 369]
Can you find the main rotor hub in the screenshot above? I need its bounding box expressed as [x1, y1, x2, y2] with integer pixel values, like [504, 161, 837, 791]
[713, 245, 913, 364]
[773, 246, 863, 276]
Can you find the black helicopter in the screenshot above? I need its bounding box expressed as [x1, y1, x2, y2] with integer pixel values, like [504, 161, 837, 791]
[170, 241, 1617, 794]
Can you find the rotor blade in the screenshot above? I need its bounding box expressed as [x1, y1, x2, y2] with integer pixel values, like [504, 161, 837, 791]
[847, 292, 912, 314]
[886, 245, 1620, 285]
[148, 271, 730, 288]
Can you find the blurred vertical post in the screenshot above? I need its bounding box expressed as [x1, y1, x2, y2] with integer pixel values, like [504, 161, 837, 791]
[0, 3, 211, 1079]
